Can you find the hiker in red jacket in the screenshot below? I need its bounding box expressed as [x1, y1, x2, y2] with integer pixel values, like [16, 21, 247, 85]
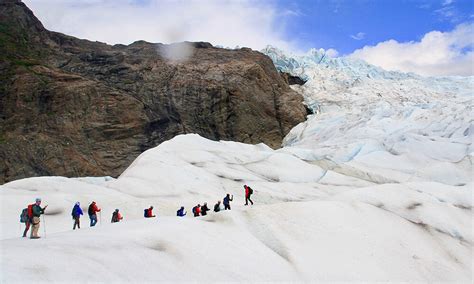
[244, 185, 254, 206]
[21, 206, 33, 238]
[193, 204, 201, 217]
[88, 201, 101, 227]
[145, 206, 156, 218]
[22, 216, 31, 237]
[22, 203, 34, 237]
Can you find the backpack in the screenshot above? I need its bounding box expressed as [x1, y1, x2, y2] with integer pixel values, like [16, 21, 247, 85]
[144, 209, 148, 217]
[20, 208, 28, 223]
[249, 187, 253, 195]
[192, 206, 197, 214]
[27, 204, 34, 218]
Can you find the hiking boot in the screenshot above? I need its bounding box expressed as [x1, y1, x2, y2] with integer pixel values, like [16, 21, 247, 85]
[30, 236, 41, 239]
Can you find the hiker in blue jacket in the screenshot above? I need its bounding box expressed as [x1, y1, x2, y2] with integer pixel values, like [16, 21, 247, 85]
[72, 202, 83, 230]
[177, 206, 186, 217]
[223, 194, 233, 210]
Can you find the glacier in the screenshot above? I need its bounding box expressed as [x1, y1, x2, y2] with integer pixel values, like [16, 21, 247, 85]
[0, 46, 472, 282]
[263, 46, 473, 186]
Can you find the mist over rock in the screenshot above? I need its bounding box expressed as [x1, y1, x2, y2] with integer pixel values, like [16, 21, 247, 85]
[0, 1, 306, 183]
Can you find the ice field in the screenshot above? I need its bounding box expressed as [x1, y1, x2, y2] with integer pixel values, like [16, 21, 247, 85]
[1, 47, 472, 282]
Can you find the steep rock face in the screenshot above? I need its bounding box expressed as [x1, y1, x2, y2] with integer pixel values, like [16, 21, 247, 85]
[0, 1, 306, 183]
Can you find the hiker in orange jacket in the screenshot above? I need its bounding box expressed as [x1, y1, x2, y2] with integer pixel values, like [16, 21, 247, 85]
[111, 209, 123, 223]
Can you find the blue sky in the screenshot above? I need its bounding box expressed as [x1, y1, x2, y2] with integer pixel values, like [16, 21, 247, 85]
[24, 0, 473, 76]
[275, 0, 473, 54]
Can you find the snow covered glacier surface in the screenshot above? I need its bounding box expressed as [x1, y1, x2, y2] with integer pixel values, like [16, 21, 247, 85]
[263, 46, 473, 186]
[1, 48, 472, 282]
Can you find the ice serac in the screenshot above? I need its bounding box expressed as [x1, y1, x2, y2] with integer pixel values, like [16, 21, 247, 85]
[0, 1, 306, 183]
[262, 46, 473, 186]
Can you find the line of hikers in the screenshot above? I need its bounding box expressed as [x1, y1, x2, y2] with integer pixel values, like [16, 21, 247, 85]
[190, 193, 232, 217]
[189, 184, 254, 217]
[70, 201, 124, 229]
[19, 185, 254, 239]
[20, 199, 124, 238]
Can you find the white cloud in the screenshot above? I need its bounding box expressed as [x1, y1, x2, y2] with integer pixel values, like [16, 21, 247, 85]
[435, 5, 459, 22]
[418, 4, 431, 10]
[442, 0, 454, 6]
[281, 9, 302, 17]
[349, 23, 474, 77]
[350, 32, 365, 41]
[23, 0, 296, 51]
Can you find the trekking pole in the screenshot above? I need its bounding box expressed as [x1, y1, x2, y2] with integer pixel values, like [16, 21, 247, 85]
[99, 211, 102, 226]
[42, 215, 46, 238]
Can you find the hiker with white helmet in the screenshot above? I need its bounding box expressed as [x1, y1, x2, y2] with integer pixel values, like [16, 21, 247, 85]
[72, 202, 83, 230]
[30, 198, 47, 239]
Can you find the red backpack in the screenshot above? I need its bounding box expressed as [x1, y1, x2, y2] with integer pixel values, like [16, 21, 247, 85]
[27, 204, 34, 218]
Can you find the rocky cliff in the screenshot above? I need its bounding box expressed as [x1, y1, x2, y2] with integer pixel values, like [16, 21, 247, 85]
[0, 0, 306, 183]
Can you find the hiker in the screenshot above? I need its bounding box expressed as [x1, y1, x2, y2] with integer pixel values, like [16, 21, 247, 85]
[177, 206, 186, 217]
[223, 194, 233, 210]
[72, 202, 83, 230]
[192, 204, 201, 217]
[20, 207, 31, 237]
[201, 202, 210, 216]
[213, 201, 221, 212]
[145, 206, 156, 218]
[30, 198, 47, 239]
[244, 185, 254, 206]
[88, 201, 101, 227]
[111, 209, 123, 223]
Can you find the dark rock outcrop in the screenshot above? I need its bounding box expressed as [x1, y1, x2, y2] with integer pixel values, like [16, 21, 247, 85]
[0, 1, 306, 183]
[280, 72, 307, 86]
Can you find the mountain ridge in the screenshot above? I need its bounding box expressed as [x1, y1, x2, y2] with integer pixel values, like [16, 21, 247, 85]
[0, 1, 306, 183]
